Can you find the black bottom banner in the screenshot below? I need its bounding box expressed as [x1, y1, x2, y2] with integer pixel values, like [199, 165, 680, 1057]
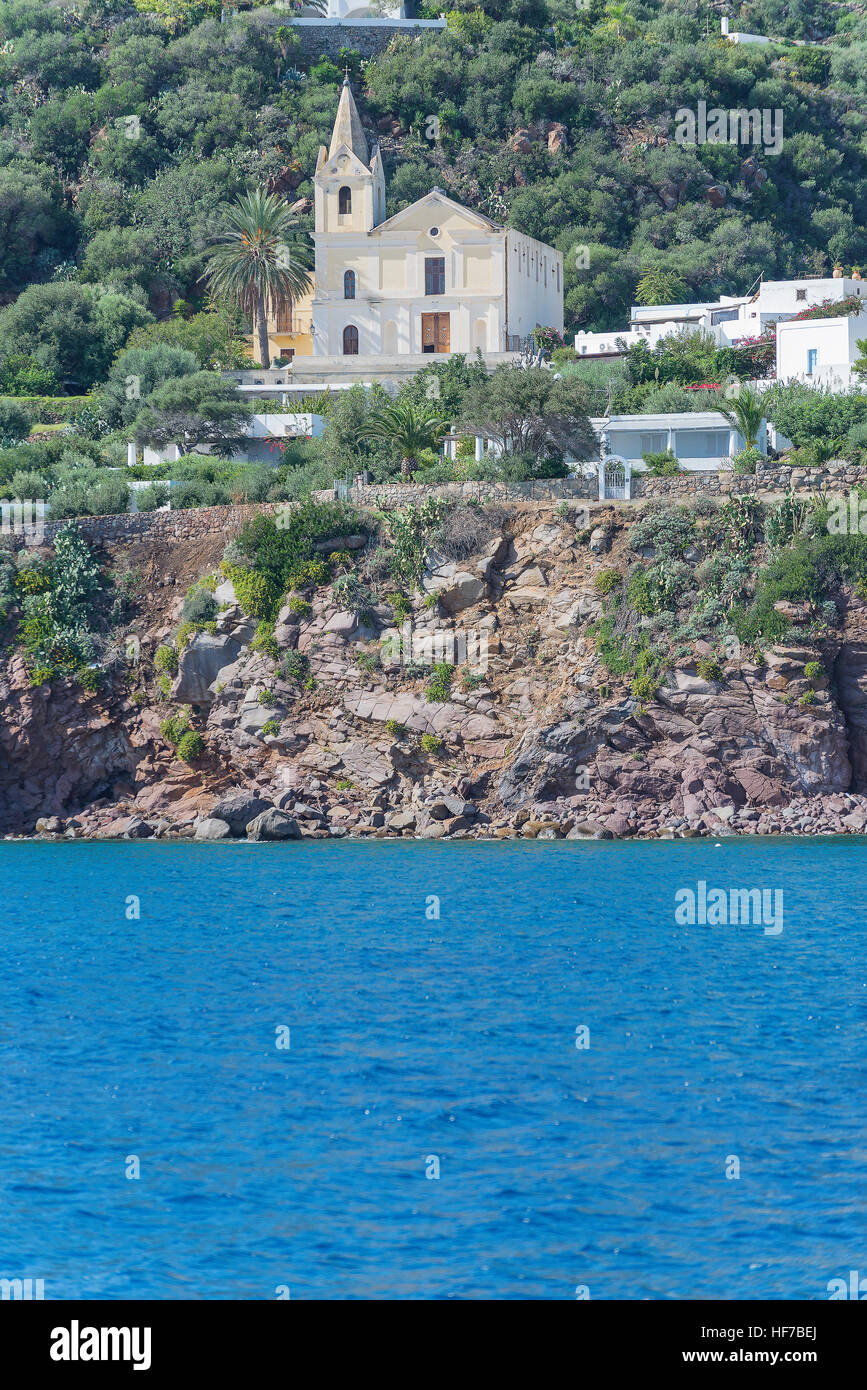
[1, 1298, 863, 1377]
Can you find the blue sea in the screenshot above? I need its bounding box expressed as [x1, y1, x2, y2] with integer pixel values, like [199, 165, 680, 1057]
[1, 838, 865, 1301]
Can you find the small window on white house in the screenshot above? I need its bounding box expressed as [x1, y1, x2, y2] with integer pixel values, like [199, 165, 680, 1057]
[639, 432, 668, 456]
[796, 288, 807, 301]
[807, 348, 818, 375]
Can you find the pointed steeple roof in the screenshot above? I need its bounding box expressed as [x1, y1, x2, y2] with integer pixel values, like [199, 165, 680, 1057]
[329, 77, 369, 166]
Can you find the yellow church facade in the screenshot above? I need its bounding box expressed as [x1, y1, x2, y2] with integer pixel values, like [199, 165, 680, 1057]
[261, 79, 563, 365]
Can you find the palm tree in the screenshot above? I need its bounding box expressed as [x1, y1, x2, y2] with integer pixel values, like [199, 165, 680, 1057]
[635, 266, 686, 306]
[603, 2, 638, 40]
[720, 386, 766, 451]
[359, 400, 449, 477]
[203, 188, 312, 368]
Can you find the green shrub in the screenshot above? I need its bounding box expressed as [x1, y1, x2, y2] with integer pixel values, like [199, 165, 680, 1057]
[49, 471, 130, 520]
[385, 717, 407, 736]
[29, 665, 53, 687]
[696, 657, 723, 682]
[804, 660, 823, 680]
[181, 585, 218, 625]
[176, 730, 204, 762]
[76, 665, 103, 692]
[280, 650, 309, 682]
[420, 732, 442, 754]
[287, 596, 312, 618]
[593, 617, 633, 676]
[461, 672, 484, 691]
[288, 556, 330, 589]
[251, 621, 280, 660]
[426, 661, 454, 703]
[357, 651, 379, 673]
[156, 673, 172, 698]
[335, 778, 353, 790]
[626, 567, 654, 615]
[630, 505, 696, 560]
[0, 397, 33, 446]
[6, 395, 91, 425]
[261, 719, 280, 737]
[732, 446, 762, 476]
[228, 504, 364, 615]
[175, 619, 215, 648]
[16, 521, 104, 674]
[391, 592, 412, 622]
[155, 644, 178, 675]
[229, 566, 280, 620]
[798, 689, 816, 706]
[642, 448, 679, 476]
[135, 482, 169, 512]
[594, 568, 620, 595]
[631, 673, 658, 702]
[160, 708, 191, 745]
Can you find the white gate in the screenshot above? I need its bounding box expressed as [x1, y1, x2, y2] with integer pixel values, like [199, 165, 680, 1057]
[600, 456, 629, 500]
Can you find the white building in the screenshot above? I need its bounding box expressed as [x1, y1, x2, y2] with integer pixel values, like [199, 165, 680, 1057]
[776, 312, 867, 391]
[137, 413, 324, 468]
[310, 78, 563, 359]
[720, 16, 771, 45]
[595, 411, 757, 471]
[575, 277, 866, 361]
[303, 1, 404, 15]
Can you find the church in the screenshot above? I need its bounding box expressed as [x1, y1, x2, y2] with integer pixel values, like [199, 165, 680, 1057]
[262, 79, 564, 367]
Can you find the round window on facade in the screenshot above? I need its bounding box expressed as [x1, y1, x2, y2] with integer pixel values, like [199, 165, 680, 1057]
[429, 226, 440, 237]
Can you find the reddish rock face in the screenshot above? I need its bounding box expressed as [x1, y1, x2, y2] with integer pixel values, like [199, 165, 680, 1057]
[6, 497, 867, 841]
[0, 659, 142, 833]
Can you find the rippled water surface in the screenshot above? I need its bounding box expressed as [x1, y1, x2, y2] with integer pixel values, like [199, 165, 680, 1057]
[2, 838, 864, 1300]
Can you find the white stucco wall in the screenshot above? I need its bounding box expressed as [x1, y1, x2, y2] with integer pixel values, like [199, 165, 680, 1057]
[504, 230, 563, 344]
[775, 314, 867, 390]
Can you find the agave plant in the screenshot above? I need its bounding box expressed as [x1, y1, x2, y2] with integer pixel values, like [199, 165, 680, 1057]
[203, 188, 312, 367]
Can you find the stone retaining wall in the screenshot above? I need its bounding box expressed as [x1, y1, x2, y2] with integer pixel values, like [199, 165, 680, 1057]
[13, 502, 283, 550]
[310, 477, 598, 508]
[277, 18, 445, 61]
[633, 460, 867, 498]
[14, 459, 867, 552]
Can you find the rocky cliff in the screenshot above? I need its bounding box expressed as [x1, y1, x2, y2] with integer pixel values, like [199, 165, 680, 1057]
[5, 501, 867, 842]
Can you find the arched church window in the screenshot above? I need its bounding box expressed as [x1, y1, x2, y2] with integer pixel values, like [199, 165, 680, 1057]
[338, 186, 352, 215]
[343, 324, 359, 355]
[344, 270, 356, 300]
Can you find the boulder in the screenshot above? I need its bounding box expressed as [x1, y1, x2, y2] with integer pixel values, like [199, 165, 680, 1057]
[214, 579, 237, 606]
[195, 817, 232, 840]
[312, 534, 367, 552]
[35, 815, 63, 834]
[238, 689, 284, 734]
[173, 633, 241, 704]
[124, 817, 154, 839]
[323, 610, 358, 636]
[436, 572, 488, 613]
[210, 790, 272, 834]
[245, 809, 302, 841]
[428, 796, 477, 820]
